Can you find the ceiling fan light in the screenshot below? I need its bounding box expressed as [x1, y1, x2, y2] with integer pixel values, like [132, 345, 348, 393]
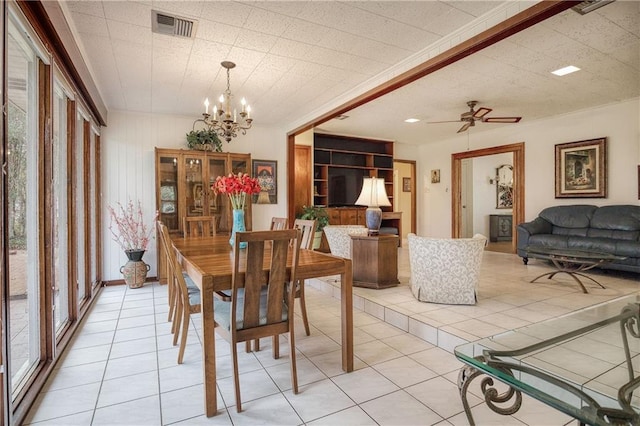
[551, 65, 580, 76]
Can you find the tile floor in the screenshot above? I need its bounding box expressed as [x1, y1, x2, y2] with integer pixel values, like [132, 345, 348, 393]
[23, 248, 638, 425]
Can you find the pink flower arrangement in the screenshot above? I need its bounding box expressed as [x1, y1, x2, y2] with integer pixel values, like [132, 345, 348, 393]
[212, 172, 261, 210]
[108, 199, 157, 251]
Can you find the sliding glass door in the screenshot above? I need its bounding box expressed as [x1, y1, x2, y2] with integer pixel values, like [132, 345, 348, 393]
[6, 14, 42, 396]
[52, 79, 72, 335]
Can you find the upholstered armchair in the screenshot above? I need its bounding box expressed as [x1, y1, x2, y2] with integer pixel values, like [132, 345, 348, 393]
[323, 225, 369, 259]
[407, 233, 487, 305]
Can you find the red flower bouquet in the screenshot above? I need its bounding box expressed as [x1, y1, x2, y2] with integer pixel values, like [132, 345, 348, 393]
[212, 172, 261, 210]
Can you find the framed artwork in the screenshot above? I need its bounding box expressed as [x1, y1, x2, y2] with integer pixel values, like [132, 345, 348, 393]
[555, 138, 607, 198]
[496, 164, 513, 209]
[402, 177, 411, 192]
[252, 159, 277, 204]
[431, 169, 440, 184]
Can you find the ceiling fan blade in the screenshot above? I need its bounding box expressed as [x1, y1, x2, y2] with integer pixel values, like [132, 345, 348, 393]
[483, 116, 522, 123]
[473, 107, 492, 119]
[457, 122, 471, 133]
[426, 120, 462, 124]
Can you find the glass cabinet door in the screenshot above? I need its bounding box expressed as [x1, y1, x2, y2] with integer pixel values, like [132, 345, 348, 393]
[208, 157, 226, 232]
[230, 156, 249, 175]
[157, 155, 179, 232]
[183, 155, 206, 226]
[229, 155, 252, 230]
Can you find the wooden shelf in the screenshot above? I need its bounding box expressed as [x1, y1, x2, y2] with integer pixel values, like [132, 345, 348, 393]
[313, 133, 395, 210]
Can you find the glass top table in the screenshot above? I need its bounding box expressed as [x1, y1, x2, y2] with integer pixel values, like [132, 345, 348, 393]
[455, 294, 640, 426]
[525, 247, 627, 293]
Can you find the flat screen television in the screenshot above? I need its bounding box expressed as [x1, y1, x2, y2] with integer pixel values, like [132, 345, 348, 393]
[328, 168, 366, 207]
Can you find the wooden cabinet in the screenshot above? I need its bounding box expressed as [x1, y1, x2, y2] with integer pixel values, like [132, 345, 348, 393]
[326, 207, 366, 225]
[490, 214, 513, 242]
[350, 234, 399, 289]
[313, 133, 394, 211]
[381, 211, 402, 247]
[155, 148, 252, 235]
[155, 148, 252, 283]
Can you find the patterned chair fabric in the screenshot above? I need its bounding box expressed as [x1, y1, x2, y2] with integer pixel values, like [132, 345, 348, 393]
[323, 225, 369, 259]
[408, 233, 487, 305]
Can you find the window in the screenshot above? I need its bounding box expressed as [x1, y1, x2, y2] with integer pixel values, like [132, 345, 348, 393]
[7, 11, 43, 396]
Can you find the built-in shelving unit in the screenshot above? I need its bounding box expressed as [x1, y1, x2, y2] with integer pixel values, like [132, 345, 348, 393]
[313, 133, 394, 210]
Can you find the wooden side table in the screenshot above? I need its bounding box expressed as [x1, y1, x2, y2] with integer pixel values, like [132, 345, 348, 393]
[350, 234, 399, 289]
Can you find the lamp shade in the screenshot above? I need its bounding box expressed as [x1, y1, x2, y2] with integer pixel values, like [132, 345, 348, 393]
[355, 178, 391, 207]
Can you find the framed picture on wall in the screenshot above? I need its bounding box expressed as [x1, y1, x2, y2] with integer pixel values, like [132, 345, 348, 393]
[403, 177, 411, 192]
[431, 169, 440, 184]
[252, 159, 277, 204]
[555, 137, 607, 198]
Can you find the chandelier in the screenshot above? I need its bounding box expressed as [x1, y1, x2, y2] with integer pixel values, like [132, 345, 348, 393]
[198, 61, 252, 143]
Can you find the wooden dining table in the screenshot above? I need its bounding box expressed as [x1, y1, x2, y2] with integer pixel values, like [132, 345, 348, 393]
[170, 234, 354, 417]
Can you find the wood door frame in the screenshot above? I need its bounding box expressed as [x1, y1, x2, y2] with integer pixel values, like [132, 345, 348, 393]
[452, 142, 524, 252]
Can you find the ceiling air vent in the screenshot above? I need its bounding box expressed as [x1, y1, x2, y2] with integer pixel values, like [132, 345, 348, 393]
[572, 0, 615, 15]
[334, 115, 349, 121]
[152, 10, 197, 38]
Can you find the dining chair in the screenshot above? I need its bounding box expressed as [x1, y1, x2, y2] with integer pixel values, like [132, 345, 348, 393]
[183, 215, 217, 237]
[214, 229, 302, 412]
[293, 218, 316, 336]
[158, 222, 202, 364]
[157, 220, 177, 325]
[270, 217, 289, 230]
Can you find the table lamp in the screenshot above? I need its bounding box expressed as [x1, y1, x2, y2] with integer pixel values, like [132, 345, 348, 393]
[355, 177, 391, 234]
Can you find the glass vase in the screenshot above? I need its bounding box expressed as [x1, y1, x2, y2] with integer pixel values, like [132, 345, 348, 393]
[230, 209, 247, 248]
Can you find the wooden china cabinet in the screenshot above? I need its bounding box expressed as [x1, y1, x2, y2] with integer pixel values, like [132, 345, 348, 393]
[154, 148, 252, 283]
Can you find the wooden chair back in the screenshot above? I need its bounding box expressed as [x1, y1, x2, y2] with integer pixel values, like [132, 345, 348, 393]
[159, 221, 203, 364]
[183, 216, 216, 237]
[157, 221, 177, 316]
[270, 217, 289, 230]
[160, 222, 191, 305]
[231, 229, 301, 340]
[293, 219, 316, 250]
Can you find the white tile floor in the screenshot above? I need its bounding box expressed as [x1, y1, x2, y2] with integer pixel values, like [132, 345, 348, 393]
[23, 249, 638, 425]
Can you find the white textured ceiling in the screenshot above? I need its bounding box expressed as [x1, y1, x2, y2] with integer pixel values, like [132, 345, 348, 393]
[62, 1, 639, 144]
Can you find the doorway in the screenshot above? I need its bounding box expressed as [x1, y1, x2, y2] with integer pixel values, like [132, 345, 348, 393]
[393, 160, 416, 241]
[452, 143, 525, 253]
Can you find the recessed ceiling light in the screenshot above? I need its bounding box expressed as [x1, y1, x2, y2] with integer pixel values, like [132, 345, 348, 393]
[404, 118, 420, 123]
[551, 65, 581, 76]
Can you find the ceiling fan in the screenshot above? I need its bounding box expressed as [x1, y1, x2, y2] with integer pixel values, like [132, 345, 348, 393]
[428, 101, 522, 133]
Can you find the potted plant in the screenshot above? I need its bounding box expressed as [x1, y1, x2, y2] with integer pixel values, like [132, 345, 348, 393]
[186, 129, 223, 152]
[298, 205, 329, 249]
[107, 199, 157, 288]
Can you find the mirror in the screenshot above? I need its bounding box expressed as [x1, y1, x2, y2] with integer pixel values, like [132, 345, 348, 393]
[496, 164, 513, 209]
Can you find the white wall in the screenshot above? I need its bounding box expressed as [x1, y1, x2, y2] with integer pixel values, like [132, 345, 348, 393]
[101, 109, 288, 281]
[403, 98, 640, 237]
